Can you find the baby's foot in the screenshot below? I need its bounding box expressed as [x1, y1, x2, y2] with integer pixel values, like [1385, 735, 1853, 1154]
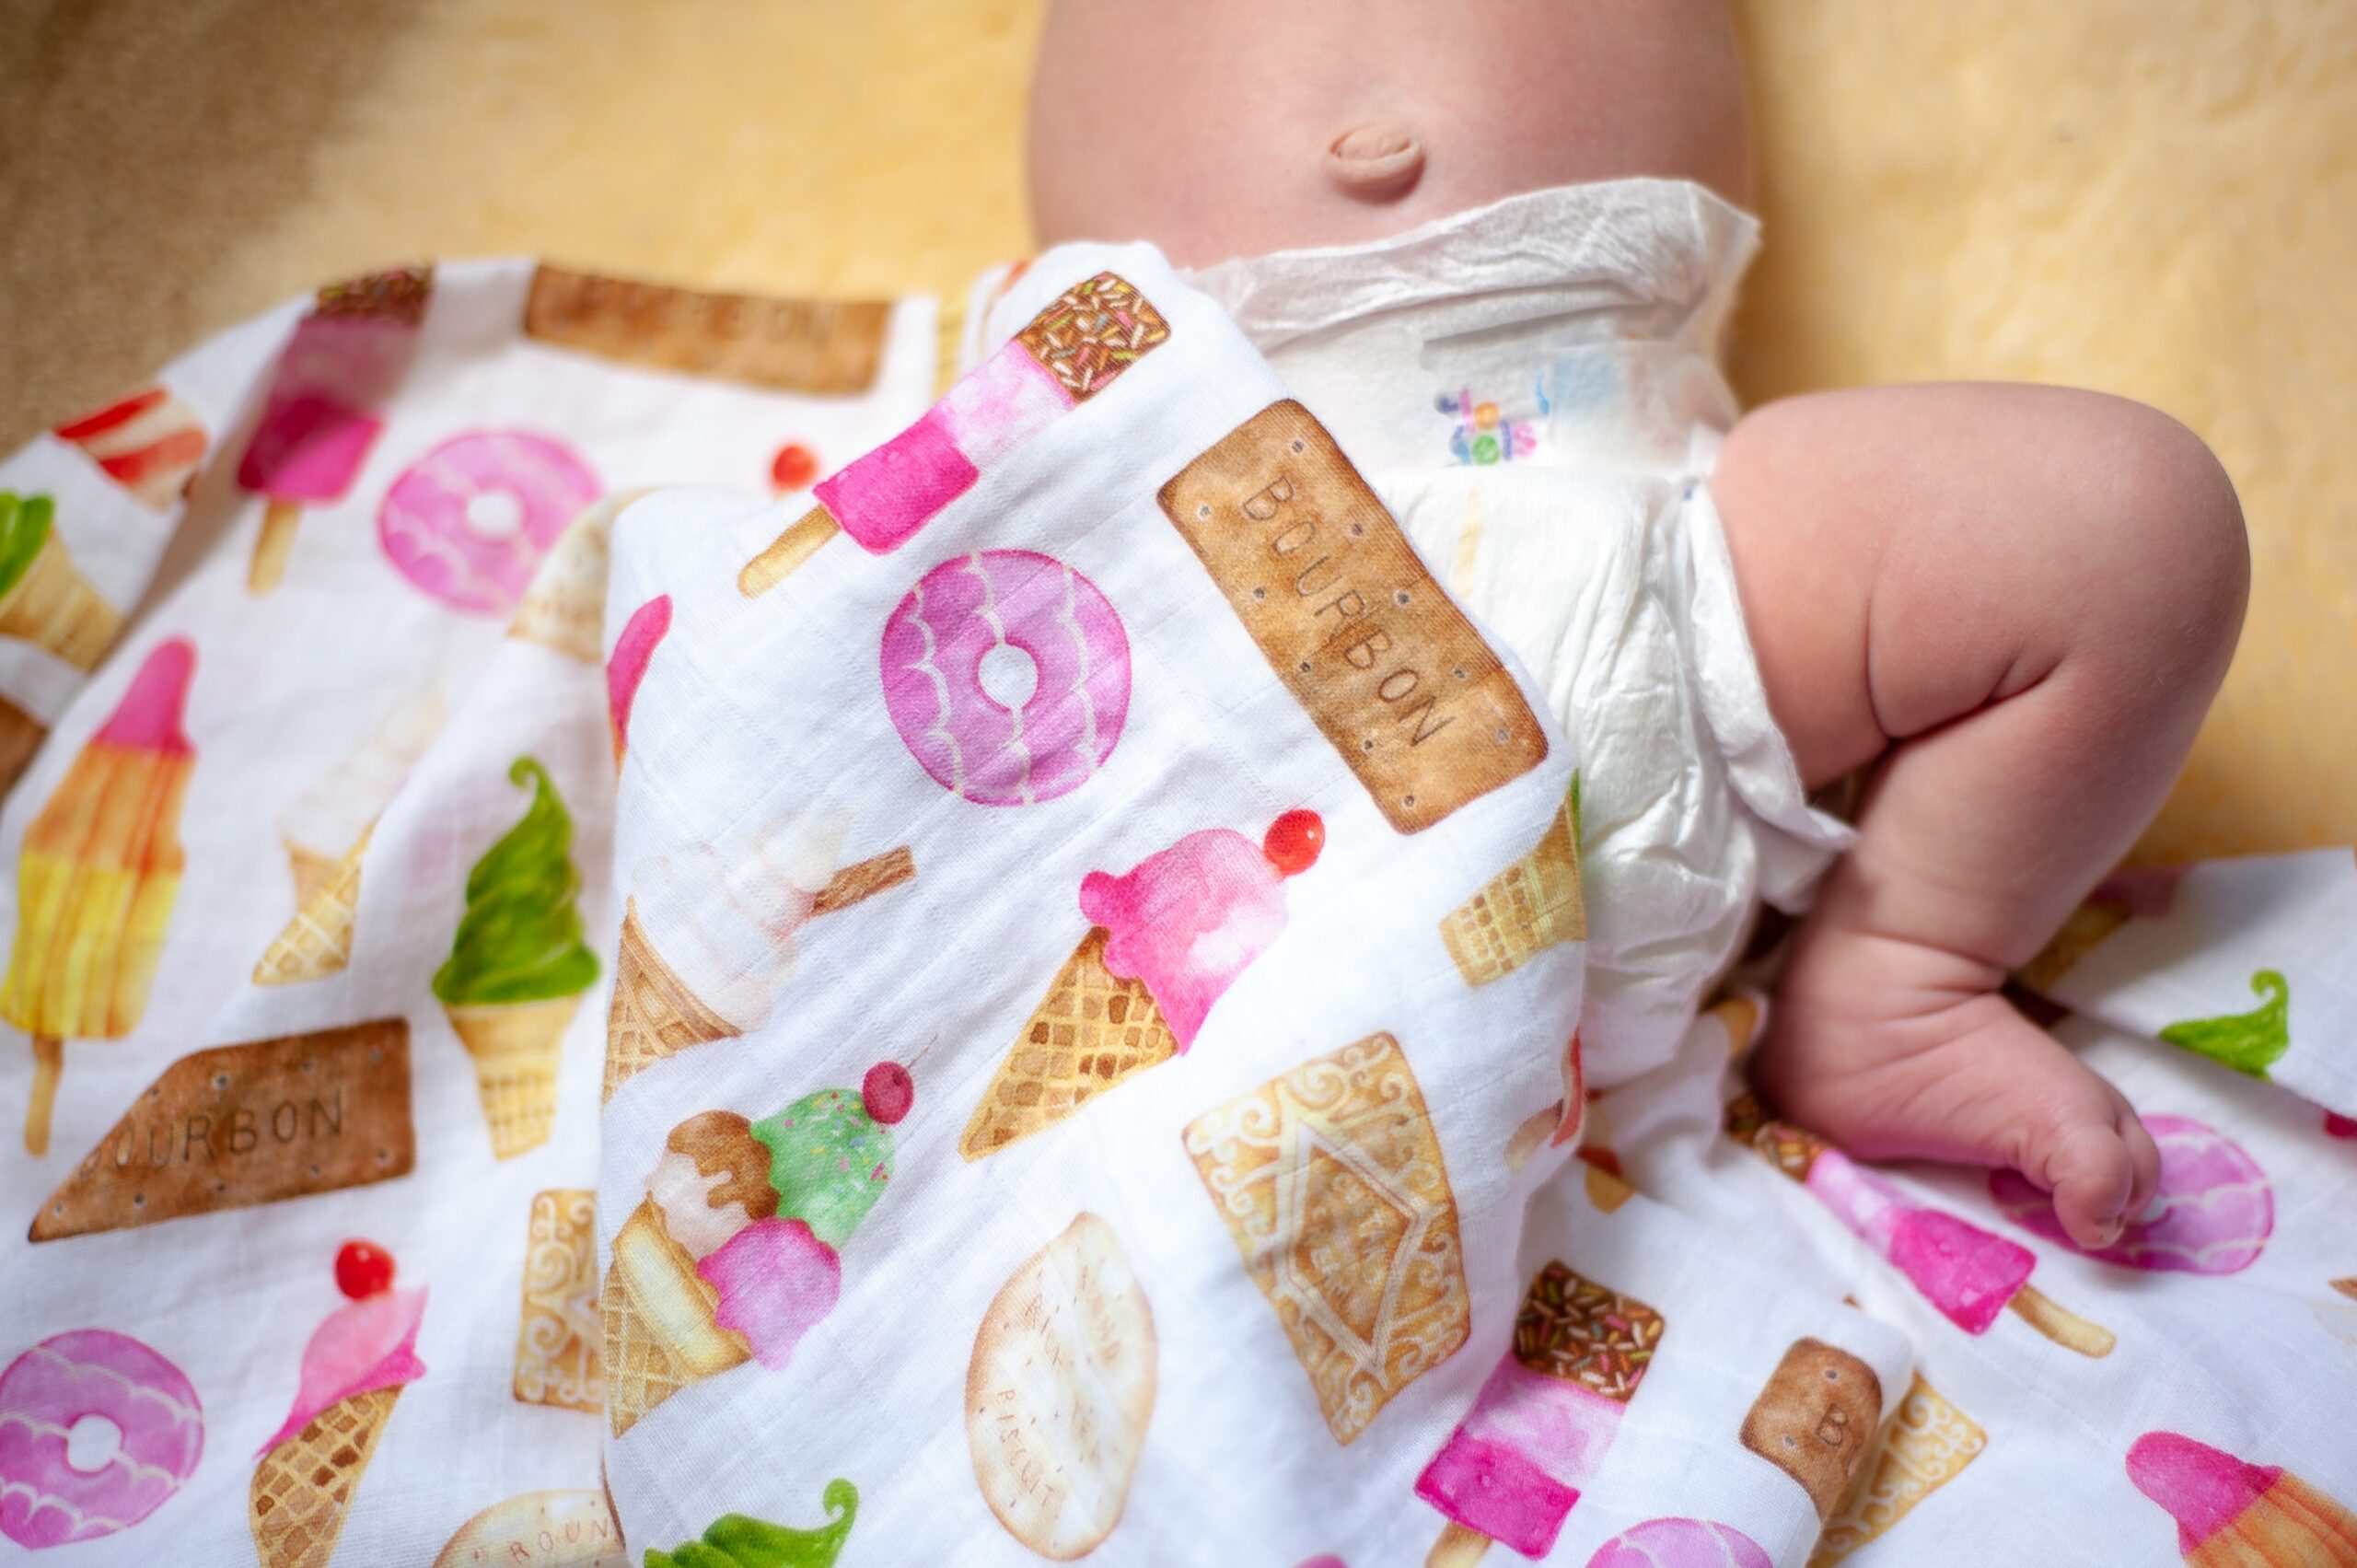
[1753, 922, 2160, 1249]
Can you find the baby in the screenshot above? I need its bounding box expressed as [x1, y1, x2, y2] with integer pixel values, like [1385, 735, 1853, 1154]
[1026, 0, 2247, 1249]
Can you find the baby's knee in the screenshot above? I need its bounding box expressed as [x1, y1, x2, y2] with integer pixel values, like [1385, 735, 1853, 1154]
[2067, 393, 2248, 677]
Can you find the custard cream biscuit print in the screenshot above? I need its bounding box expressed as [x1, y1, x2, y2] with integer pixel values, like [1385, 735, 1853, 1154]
[1158, 401, 1548, 833]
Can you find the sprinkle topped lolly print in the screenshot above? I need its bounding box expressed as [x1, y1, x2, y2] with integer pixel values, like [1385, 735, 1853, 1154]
[238, 267, 431, 594]
[738, 273, 1170, 594]
[3, 637, 195, 1155]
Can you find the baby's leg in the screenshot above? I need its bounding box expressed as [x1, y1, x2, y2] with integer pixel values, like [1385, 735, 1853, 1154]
[1713, 384, 2247, 1246]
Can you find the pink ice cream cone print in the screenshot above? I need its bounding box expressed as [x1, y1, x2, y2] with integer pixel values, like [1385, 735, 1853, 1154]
[250, 1249, 427, 1568]
[960, 810, 1323, 1161]
[1728, 1101, 2115, 1356]
[1417, 1261, 1665, 1563]
[1991, 1114, 2271, 1273]
[238, 268, 431, 594]
[737, 273, 1169, 595]
[2127, 1431, 2357, 1565]
[607, 594, 671, 769]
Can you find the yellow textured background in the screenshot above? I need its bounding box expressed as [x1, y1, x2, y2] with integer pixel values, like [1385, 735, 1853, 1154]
[2, 0, 2349, 860]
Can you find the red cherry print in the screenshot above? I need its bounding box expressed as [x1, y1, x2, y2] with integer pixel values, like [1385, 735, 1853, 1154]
[335, 1240, 396, 1299]
[1263, 809, 1325, 877]
[862, 1062, 915, 1125]
[2327, 1111, 2357, 1139]
[769, 442, 819, 494]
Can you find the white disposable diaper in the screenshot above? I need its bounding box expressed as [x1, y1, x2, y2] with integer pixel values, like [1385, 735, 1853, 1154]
[1183, 177, 1858, 1085]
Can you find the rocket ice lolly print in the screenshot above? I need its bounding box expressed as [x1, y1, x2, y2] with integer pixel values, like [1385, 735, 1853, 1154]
[605, 816, 916, 1100]
[737, 273, 1169, 595]
[1416, 1261, 1666, 1564]
[2, 637, 195, 1155]
[237, 266, 431, 594]
[52, 382, 210, 510]
[1726, 1098, 2115, 1356]
[959, 809, 1323, 1160]
[0, 492, 124, 673]
[432, 757, 598, 1159]
[602, 1063, 914, 1435]
[250, 1251, 428, 1568]
[2127, 1431, 2357, 1566]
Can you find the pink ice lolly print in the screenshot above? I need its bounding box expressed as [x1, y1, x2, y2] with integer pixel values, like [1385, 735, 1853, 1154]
[1417, 1261, 1664, 1564]
[1735, 1107, 2115, 1356]
[237, 268, 432, 594]
[607, 594, 672, 769]
[1990, 1114, 2271, 1274]
[737, 273, 1170, 596]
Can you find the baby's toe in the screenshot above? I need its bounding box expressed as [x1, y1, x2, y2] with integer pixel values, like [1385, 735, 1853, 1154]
[2038, 1112, 2142, 1250]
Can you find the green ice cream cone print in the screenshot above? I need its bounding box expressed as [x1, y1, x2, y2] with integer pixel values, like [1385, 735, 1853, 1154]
[751, 1073, 905, 1249]
[435, 756, 598, 1158]
[646, 1481, 858, 1568]
[2158, 969, 2290, 1078]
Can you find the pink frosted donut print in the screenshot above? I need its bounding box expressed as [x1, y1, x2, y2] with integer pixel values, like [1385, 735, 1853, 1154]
[1990, 1113, 2271, 1273]
[0, 1330, 203, 1550]
[880, 550, 1131, 806]
[1586, 1518, 1771, 1568]
[378, 431, 599, 614]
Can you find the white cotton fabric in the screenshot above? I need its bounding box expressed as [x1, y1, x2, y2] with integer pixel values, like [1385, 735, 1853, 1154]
[1175, 178, 1860, 1085]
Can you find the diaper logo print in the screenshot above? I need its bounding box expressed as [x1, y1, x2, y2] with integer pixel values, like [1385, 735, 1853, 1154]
[1436, 388, 1539, 467]
[1159, 400, 1547, 833]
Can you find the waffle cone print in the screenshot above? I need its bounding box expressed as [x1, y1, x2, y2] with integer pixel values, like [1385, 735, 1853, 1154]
[963, 927, 1175, 1159]
[1182, 1032, 1469, 1445]
[253, 826, 371, 987]
[1441, 790, 1584, 986]
[1809, 1375, 1987, 1565]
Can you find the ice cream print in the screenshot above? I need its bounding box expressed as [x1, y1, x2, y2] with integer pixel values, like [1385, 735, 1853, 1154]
[2126, 1431, 2357, 1565]
[878, 549, 1132, 807]
[0, 491, 124, 671]
[1442, 786, 1584, 987]
[509, 491, 632, 665]
[276, 684, 447, 911]
[1737, 1338, 1883, 1523]
[2157, 970, 2292, 1078]
[1990, 1113, 2270, 1273]
[967, 1214, 1157, 1560]
[238, 266, 432, 594]
[252, 826, 372, 988]
[737, 271, 1170, 595]
[0, 1328, 203, 1551]
[643, 1482, 859, 1568]
[250, 1245, 428, 1568]
[1158, 400, 1549, 835]
[606, 594, 671, 769]
[1182, 1031, 1469, 1445]
[1417, 1262, 1666, 1564]
[602, 1063, 914, 1435]
[378, 430, 601, 615]
[961, 809, 1324, 1161]
[1811, 1375, 1986, 1565]
[433, 757, 598, 1160]
[51, 381, 210, 510]
[514, 1189, 603, 1414]
[1725, 1097, 2116, 1357]
[29, 1018, 414, 1242]
[3, 636, 195, 1155]
[606, 817, 916, 1101]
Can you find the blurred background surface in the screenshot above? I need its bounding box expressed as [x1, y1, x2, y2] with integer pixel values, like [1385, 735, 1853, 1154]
[2, 0, 2349, 860]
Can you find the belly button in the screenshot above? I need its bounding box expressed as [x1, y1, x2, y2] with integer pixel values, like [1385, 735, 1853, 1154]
[1324, 122, 1424, 201]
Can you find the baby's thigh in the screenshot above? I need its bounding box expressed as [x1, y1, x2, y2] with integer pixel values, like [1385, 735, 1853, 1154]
[1708, 383, 2244, 784]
